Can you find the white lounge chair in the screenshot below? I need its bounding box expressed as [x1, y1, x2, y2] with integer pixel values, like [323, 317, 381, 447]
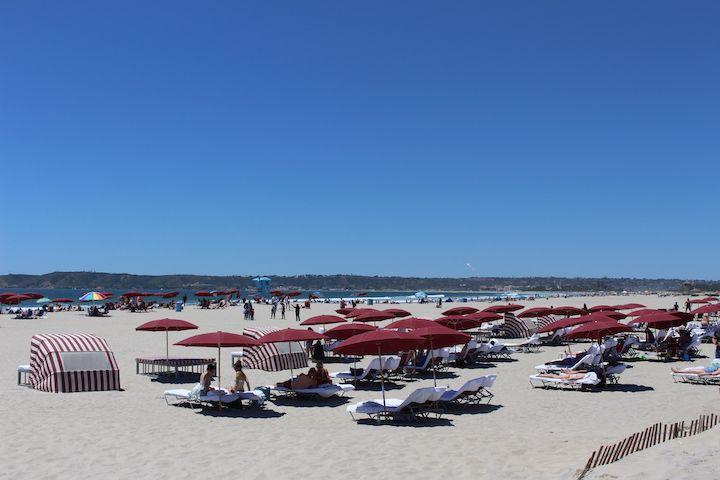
[535, 353, 594, 374]
[164, 388, 266, 408]
[332, 357, 383, 382]
[270, 383, 355, 399]
[506, 333, 542, 353]
[671, 371, 720, 385]
[346, 386, 446, 421]
[439, 374, 497, 405]
[529, 372, 600, 389]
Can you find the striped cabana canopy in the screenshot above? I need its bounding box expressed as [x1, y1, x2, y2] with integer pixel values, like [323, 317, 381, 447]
[30, 333, 121, 393]
[535, 315, 557, 330]
[241, 327, 308, 371]
[499, 313, 538, 339]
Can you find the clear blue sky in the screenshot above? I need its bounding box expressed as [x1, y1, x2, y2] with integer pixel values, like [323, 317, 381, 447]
[1, 1, 718, 279]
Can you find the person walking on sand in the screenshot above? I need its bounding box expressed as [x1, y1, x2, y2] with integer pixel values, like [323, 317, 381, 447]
[270, 302, 277, 319]
[281, 302, 286, 320]
[294, 303, 301, 322]
[685, 298, 691, 312]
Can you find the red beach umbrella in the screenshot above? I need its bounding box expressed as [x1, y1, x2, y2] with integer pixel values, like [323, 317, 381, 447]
[442, 306, 479, 316]
[352, 311, 396, 323]
[345, 308, 377, 318]
[286, 291, 302, 298]
[335, 308, 354, 315]
[627, 308, 664, 317]
[121, 291, 143, 298]
[383, 308, 412, 318]
[160, 291, 179, 298]
[324, 323, 377, 341]
[690, 303, 720, 315]
[136, 318, 199, 371]
[615, 303, 646, 310]
[51, 298, 74, 303]
[551, 306, 584, 317]
[518, 307, 554, 318]
[588, 311, 627, 320]
[385, 317, 437, 330]
[538, 314, 613, 334]
[688, 299, 710, 304]
[435, 315, 482, 331]
[333, 329, 426, 409]
[483, 303, 524, 313]
[565, 319, 633, 341]
[588, 305, 618, 312]
[413, 324, 471, 386]
[175, 331, 261, 388]
[258, 328, 327, 388]
[194, 291, 214, 297]
[300, 315, 347, 326]
[1, 294, 32, 304]
[628, 312, 686, 329]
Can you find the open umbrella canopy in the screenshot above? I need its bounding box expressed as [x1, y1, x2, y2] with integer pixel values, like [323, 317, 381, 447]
[21, 292, 44, 299]
[51, 298, 74, 303]
[324, 323, 377, 341]
[383, 308, 412, 318]
[78, 291, 108, 302]
[332, 329, 426, 356]
[565, 319, 633, 340]
[589, 311, 627, 320]
[538, 314, 613, 334]
[286, 291, 302, 297]
[345, 308, 377, 318]
[121, 291, 144, 298]
[258, 328, 326, 344]
[385, 317, 437, 330]
[413, 324, 471, 348]
[690, 303, 720, 315]
[35, 297, 52, 304]
[688, 298, 710, 304]
[335, 308, 354, 315]
[627, 308, 664, 317]
[160, 291, 179, 298]
[518, 307, 554, 318]
[176, 331, 261, 348]
[442, 306, 479, 316]
[701, 296, 719, 302]
[136, 318, 198, 332]
[435, 315, 484, 330]
[483, 303, 524, 313]
[194, 291, 214, 297]
[551, 306, 584, 316]
[1, 294, 32, 304]
[300, 315, 347, 326]
[352, 311, 396, 323]
[614, 303, 646, 310]
[628, 312, 686, 329]
[588, 305, 618, 312]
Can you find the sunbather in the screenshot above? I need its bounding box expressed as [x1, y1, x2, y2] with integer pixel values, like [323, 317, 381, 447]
[199, 364, 217, 395]
[312, 361, 331, 385]
[229, 360, 251, 393]
[535, 371, 589, 380]
[671, 359, 720, 376]
[277, 366, 318, 389]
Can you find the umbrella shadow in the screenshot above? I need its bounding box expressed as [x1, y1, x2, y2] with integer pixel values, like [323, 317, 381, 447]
[271, 395, 351, 408]
[150, 373, 201, 384]
[196, 406, 286, 419]
[456, 362, 498, 370]
[443, 403, 504, 416]
[601, 383, 654, 393]
[349, 381, 406, 391]
[355, 417, 454, 428]
[404, 371, 459, 381]
[323, 356, 361, 364]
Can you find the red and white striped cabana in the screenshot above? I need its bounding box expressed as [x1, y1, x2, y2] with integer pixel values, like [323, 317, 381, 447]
[30, 333, 121, 393]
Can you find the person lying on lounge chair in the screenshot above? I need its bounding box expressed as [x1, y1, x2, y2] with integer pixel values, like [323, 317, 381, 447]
[229, 360, 251, 393]
[671, 359, 720, 376]
[313, 361, 332, 385]
[535, 371, 589, 380]
[277, 366, 319, 389]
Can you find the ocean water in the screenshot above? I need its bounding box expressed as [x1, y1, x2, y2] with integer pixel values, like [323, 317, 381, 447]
[0, 288, 548, 305]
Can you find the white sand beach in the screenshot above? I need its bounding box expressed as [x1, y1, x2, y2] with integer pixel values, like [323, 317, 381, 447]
[1, 294, 718, 480]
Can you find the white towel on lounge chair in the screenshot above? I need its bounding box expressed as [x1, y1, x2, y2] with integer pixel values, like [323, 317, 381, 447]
[529, 372, 599, 388]
[535, 353, 594, 373]
[164, 388, 266, 405]
[347, 386, 444, 415]
[439, 378, 485, 402]
[271, 383, 355, 398]
[332, 358, 383, 380]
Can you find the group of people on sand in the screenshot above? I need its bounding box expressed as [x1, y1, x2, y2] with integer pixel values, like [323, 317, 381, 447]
[198, 360, 252, 397]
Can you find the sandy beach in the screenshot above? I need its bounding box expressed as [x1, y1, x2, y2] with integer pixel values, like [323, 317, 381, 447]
[1, 294, 717, 480]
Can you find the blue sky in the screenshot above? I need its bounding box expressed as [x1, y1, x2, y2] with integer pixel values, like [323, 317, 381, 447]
[1, 1, 718, 279]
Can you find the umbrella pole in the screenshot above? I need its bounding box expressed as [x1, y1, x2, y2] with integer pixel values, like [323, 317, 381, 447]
[165, 330, 170, 374]
[430, 341, 437, 387]
[289, 342, 294, 390]
[378, 346, 386, 412]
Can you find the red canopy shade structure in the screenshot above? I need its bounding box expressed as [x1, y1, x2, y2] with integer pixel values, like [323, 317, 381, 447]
[538, 314, 614, 334]
[352, 311, 396, 323]
[551, 306, 584, 317]
[22, 293, 45, 299]
[300, 315, 347, 326]
[324, 323, 377, 341]
[628, 312, 686, 329]
[413, 324, 471, 386]
[690, 303, 720, 315]
[51, 298, 74, 303]
[333, 330, 426, 409]
[286, 291, 302, 297]
[688, 299, 710, 304]
[385, 317, 437, 330]
[175, 331, 261, 388]
[121, 291, 143, 298]
[1, 294, 32, 304]
[589, 311, 627, 320]
[614, 303, 646, 310]
[136, 318, 198, 371]
[483, 304, 524, 313]
[518, 307, 554, 318]
[383, 308, 412, 318]
[442, 306, 479, 316]
[194, 291, 214, 297]
[565, 319, 633, 341]
[435, 315, 483, 331]
[627, 308, 664, 317]
[588, 305, 618, 312]
[335, 308, 354, 315]
[701, 296, 719, 302]
[345, 308, 377, 318]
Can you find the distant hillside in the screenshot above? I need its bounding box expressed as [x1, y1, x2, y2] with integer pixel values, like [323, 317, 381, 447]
[0, 271, 717, 293]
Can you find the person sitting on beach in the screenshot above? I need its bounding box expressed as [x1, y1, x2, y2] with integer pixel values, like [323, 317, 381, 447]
[277, 366, 319, 389]
[313, 361, 331, 385]
[199, 364, 217, 395]
[229, 360, 250, 393]
[671, 359, 720, 376]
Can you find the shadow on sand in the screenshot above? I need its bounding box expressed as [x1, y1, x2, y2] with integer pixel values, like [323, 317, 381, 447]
[271, 395, 351, 408]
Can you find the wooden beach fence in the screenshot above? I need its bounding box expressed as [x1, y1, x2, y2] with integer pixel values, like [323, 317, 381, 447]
[579, 413, 719, 478]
